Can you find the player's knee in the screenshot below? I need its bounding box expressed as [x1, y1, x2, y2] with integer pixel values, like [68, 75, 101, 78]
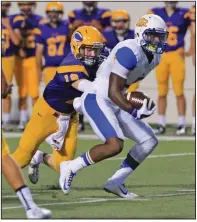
[173, 83, 184, 97]
[143, 135, 158, 156]
[158, 84, 168, 97]
[106, 137, 124, 155]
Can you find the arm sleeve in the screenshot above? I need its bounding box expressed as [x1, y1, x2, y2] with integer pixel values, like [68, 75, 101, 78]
[68, 11, 76, 24]
[111, 47, 137, 79]
[35, 28, 44, 44]
[77, 79, 94, 92]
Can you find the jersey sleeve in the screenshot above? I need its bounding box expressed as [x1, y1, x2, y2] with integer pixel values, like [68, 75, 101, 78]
[56, 64, 89, 84]
[111, 47, 137, 79]
[35, 26, 43, 44]
[101, 10, 111, 27]
[184, 9, 192, 26]
[68, 10, 76, 24]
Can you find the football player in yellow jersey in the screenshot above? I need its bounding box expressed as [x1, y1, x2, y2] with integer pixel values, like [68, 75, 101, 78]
[2, 35, 51, 218]
[148, 2, 194, 135]
[13, 2, 46, 131]
[36, 2, 71, 85]
[2, 2, 20, 131]
[185, 5, 195, 135]
[10, 26, 105, 184]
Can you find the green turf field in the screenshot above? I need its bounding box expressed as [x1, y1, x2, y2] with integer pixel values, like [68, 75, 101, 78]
[2, 137, 195, 219]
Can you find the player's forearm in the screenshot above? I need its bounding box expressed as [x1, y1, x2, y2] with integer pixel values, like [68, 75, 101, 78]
[2, 70, 8, 95]
[109, 89, 133, 112]
[108, 73, 133, 113]
[72, 79, 94, 93]
[7, 26, 20, 46]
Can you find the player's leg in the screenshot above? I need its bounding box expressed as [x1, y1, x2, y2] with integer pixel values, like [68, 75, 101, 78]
[27, 57, 39, 106]
[28, 113, 79, 184]
[126, 82, 140, 93]
[154, 53, 170, 134]
[2, 135, 51, 219]
[43, 67, 57, 85]
[12, 97, 58, 168]
[15, 56, 28, 130]
[104, 109, 158, 198]
[78, 114, 85, 132]
[170, 48, 186, 135]
[192, 92, 195, 135]
[59, 93, 125, 194]
[2, 56, 15, 131]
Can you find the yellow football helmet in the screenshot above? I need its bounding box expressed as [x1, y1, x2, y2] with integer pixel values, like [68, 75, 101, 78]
[18, 1, 36, 15]
[45, 2, 64, 13]
[111, 9, 130, 35]
[71, 26, 105, 65]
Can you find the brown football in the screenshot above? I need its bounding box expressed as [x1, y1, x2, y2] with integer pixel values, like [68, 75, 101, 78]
[125, 91, 155, 110]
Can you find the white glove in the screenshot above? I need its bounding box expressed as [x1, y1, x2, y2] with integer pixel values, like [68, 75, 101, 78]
[131, 99, 156, 120]
[73, 97, 83, 115]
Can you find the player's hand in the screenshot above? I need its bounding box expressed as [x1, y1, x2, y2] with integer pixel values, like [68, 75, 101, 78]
[19, 48, 26, 58]
[184, 50, 193, 57]
[2, 84, 13, 99]
[73, 97, 83, 115]
[131, 99, 156, 120]
[2, 17, 11, 28]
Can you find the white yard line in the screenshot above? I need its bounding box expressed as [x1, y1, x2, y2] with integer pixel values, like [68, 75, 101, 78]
[2, 197, 148, 210]
[177, 189, 195, 192]
[3, 194, 38, 198]
[4, 132, 195, 141]
[2, 191, 194, 210]
[108, 152, 195, 161]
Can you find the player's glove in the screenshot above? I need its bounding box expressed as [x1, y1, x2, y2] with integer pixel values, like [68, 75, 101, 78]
[129, 99, 156, 120]
[73, 97, 83, 115]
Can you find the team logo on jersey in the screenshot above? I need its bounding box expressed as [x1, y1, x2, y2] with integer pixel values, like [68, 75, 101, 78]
[73, 32, 83, 42]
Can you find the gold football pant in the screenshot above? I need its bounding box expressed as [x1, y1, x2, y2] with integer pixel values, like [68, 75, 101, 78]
[12, 97, 78, 172]
[2, 133, 10, 157]
[43, 67, 57, 85]
[126, 82, 140, 93]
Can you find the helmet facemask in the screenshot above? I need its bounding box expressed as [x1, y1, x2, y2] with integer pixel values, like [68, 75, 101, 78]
[83, 1, 97, 14]
[19, 3, 36, 16]
[46, 11, 63, 23]
[77, 43, 104, 66]
[112, 19, 130, 35]
[164, 1, 178, 10]
[141, 29, 168, 54]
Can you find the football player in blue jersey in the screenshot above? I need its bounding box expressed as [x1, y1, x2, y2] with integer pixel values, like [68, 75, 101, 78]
[10, 26, 105, 185]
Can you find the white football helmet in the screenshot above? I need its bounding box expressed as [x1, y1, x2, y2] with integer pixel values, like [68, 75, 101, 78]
[135, 14, 168, 54]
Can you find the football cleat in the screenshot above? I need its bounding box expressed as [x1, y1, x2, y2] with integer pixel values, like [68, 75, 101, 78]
[176, 125, 186, 135]
[59, 161, 76, 194]
[154, 124, 166, 134]
[17, 121, 27, 131]
[26, 207, 51, 219]
[28, 151, 43, 184]
[104, 180, 138, 198]
[191, 125, 195, 136]
[2, 121, 12, 132]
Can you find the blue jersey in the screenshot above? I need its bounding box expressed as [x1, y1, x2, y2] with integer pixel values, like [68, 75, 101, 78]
[149, 7, 191, 52]
[2, 15, 21, 57]
[13, 13, 45, 57]
[36, 21, 71, 67]
[102, 29, 134, 50]
[43, 53, 99, 114]
[68, 7, 111, 28]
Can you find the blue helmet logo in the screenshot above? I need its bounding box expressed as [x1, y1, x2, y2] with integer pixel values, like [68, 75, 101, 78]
[74, 32, 83, 42]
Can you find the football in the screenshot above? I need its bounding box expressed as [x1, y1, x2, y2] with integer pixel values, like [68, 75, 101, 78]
[125, 91, 155, 110]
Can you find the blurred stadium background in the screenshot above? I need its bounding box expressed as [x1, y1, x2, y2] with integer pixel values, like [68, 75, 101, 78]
[7, 1, 195, 125]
